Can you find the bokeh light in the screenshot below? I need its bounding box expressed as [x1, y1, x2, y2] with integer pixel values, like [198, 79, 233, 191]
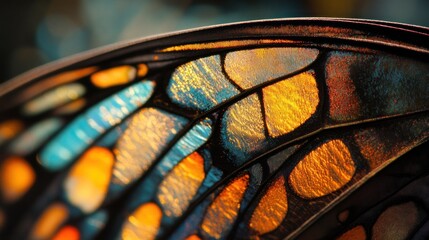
[1, 0, 428, 82]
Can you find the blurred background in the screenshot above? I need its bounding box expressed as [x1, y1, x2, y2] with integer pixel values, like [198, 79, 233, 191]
[1, 0, 428, 82]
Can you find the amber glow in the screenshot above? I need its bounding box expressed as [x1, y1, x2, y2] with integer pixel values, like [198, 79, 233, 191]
[337, 225, 366, 240]
[158, 152, 205, 217]
[52, 225, 80, 240]
[0, 120, 23, 143]
[0, 156, 35, 202]
[249, 176, 287, 235]
[160, 39, 294, 52]
[289, 140, 355, 199]
[64, 146, 114, 213]
[91, 66, 136, 88]
[30, 203, 69, 240]
[263, 72, 319, 137]
[114, 108, 184, 186]
[137, 64, 149, 77]
[121, 202, 162, 240]
[226, 48, 318, 89]
[224, 93, 265, 160]
[185, 234, 202, 240]
[201, 174, 249, 238]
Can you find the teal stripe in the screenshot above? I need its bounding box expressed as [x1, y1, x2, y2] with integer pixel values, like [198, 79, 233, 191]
[128, 118, 212, 209]
[40, 81, 155, 171]
[79, 210, 108, 240]
[158, 118, 212, 175]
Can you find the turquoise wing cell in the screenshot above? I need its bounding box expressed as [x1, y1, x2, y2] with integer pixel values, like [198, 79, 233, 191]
[0, 18, 428, 240]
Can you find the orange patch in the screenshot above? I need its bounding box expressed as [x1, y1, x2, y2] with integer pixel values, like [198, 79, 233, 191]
[201, 174, 249, 238]
[289, 140, 355, 199]
[0, 156, 35, 202]
[121, 202, 162, 240]
[52, 225, 80, 240]
[249, 176, 287, 235]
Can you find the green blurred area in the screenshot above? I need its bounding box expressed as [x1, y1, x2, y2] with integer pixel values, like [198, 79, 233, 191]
[1, 0, 428, 82]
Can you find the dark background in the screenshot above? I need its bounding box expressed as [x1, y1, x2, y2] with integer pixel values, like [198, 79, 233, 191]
[1, 0, 428, 82]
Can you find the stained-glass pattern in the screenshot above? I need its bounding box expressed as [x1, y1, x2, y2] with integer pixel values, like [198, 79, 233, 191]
[224, 48, 318, 88]
[0, 18, 427, 240]
[157, 152, 205, 217]
[201, 174, 249, 239]
[167, 55, 239, 111]
[40, 81, 154, 170]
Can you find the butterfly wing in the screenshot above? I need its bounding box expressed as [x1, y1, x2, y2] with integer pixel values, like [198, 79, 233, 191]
[0, 18, 427, 240]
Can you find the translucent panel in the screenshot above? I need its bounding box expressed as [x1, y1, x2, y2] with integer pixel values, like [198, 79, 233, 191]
[40, 81, 155, 171]
[0, 157, 35, 202]
[64, 147, 114, 213]
[0, 120, 23, 146]
[289, 140, 355, 199]
[157, 152, 205, 217]
[113, 108, 187, 187]
[225, 48, 318, 89]
[9, 118, 62, 155]
[156, 118, 211, 176]
[201, 174, 249, 239]
[22, 83, 86, 116]
[91, 66, 136, 88]
[326, 51, 429, 123]
[52, 226, 80, 240]
[125, 118, 212, 210]
[222, 94, 265, 165]
[249, 176, 287, 235]
[263, 71, 319, 137]
[30, 203, 69, 240]
[121, 202, 162, 240]
[167, 55, 239, 111]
